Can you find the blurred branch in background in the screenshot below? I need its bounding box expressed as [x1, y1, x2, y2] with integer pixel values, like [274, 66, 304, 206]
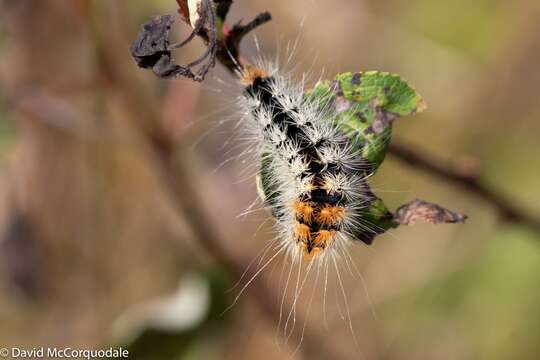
[0, 0, 205, 352]
[388, 142, 540, 233]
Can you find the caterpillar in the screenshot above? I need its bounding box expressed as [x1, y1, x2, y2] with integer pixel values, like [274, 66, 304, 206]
[238, 64, 383, 263]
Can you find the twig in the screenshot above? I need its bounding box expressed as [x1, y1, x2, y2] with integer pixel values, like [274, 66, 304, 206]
[389, 142, 540, 233]
[174, 0, 272, 75]
[218, 12, 272, 73]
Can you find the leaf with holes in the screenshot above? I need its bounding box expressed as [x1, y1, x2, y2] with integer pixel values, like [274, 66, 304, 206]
[307, 71, 426, 174]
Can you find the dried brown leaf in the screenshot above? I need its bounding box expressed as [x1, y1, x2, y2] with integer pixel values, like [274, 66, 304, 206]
[394, 199, 467, 226]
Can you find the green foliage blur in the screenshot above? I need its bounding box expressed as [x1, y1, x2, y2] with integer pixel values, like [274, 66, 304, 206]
[0, 104, 14, 158]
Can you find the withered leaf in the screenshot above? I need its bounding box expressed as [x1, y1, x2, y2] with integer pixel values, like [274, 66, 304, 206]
[130, 15, 181, 78]
[130, 14, 214, 81]
[394, 199, 467, 226]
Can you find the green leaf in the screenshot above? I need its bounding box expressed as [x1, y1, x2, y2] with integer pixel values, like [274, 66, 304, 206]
[0, 103, 15, 159]
[256, 154, 282, 218]
[348, 196, 399, 245]
[364, 197, 399, 231]
[307, 71, 426, 173]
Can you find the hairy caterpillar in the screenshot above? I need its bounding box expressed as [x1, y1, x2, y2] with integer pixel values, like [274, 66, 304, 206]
[238, 64, 384, 262]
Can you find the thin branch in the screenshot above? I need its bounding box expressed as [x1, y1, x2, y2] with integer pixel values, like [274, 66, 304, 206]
[219, 12, 272, 73]
[389, 142, 540, 233]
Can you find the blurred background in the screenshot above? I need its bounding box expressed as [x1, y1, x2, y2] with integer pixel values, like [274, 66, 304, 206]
[0, 0, 539, 359]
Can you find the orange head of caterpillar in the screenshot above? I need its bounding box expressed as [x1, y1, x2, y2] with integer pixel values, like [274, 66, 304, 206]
[292, 201, 345, 259]
[240, 64, 269, 86]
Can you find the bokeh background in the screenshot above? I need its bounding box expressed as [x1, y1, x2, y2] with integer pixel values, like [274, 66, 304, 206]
[1, 1, 539, 359]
